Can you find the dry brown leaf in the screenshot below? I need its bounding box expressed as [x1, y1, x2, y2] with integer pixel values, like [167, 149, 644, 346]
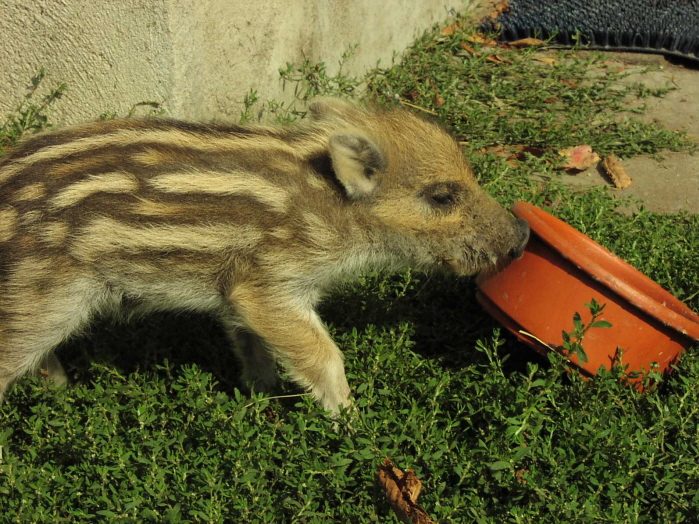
[534, 55, 557, 65]
[602, 154, 632, 189]
[515, 468, 528, 485]
[460, 43, 477, 55]
[508, 37, 546, 48]
[405, 89, 419, 102]
[514, 145, 545, 158]
[441, 22, 460, 36]
[377, 459, 436, 524]
[487, 0, 510, 20]
[559, 145, 600, 171]
[486, 54, 508, 64]
[481, 144, 509, 157]
[433, 94, 445, 108]
[467, 34, 498, 47]
[482, 144, 545, 161]
[402, 469, 423, 502]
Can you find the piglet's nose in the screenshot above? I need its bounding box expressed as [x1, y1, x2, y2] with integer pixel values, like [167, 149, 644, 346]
[508, 218, 530, 259]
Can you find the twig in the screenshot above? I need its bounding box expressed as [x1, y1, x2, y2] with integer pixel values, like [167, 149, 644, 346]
[242, 392, 310, 409]
[518, 329, 556, 351]
[398, 99, 438, 116]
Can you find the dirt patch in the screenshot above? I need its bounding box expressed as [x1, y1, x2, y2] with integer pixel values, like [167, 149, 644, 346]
[561, 52, 699, 214]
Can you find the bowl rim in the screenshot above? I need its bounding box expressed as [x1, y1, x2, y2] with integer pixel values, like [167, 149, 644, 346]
[512, 201, 699, 342]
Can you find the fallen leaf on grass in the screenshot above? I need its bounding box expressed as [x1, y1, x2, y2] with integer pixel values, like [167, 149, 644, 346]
[515, 145, 545, 157]
[534, 55, 557, 65]
[559, 145, 600, 171]
[602, 154, 632, 188]
[481, 145, 511, 157]
[486, 54, 509, 64]
[458, 42, 509, 64]
[404, 89, 419, 101]
[466, 34, 498, 47]
[441, 22, 461, 36]
[507, 37, 546, 48]
[460, 43, 477, 55]
[433, 93, 445, 108]
[487, 0, 510, 20]
[377, 459, 436, 524]
[481, 144, 545, 165]
[515, 468, 528, 485]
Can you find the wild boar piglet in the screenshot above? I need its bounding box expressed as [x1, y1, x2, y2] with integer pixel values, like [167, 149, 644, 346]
[0, 98, 529, 412]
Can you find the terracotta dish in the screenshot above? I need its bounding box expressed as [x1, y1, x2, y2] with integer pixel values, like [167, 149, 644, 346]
[476, 201, 699, 383]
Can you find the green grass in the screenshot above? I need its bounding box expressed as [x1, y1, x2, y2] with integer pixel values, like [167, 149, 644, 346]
[0, 68, 65, 155]
[1, 16, 698, 523]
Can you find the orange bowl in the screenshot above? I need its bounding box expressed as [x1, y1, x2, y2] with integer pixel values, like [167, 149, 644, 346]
[476, 201, 699, 382]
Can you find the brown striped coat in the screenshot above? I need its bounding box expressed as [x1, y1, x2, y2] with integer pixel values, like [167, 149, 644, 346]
[0, 99, 528, 413]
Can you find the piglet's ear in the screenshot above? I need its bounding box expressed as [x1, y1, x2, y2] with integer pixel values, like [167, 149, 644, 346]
[328, 131, 386, 199]
[308, 97, 357, 121]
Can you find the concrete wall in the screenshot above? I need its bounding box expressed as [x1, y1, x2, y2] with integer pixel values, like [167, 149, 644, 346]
[0, 0, 469, 126]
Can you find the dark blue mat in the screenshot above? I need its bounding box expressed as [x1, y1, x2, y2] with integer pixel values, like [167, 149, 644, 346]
[482, 0, 699, 62]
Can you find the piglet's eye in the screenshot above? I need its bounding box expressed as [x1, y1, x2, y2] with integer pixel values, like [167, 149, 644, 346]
[423, 182, 462, 209]
[430, 191, 456, 206]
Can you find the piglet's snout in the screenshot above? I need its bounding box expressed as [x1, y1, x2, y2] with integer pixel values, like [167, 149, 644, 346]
[507, 218, 530, 260]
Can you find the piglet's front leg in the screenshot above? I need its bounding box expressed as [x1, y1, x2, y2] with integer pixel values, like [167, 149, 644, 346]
[229, 283, 352, 415]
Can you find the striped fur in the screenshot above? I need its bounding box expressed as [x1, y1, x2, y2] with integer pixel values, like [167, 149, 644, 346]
[0, 98, 529, 414]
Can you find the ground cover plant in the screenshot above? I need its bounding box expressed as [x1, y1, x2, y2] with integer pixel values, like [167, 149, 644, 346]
[1, 16, 698, 523]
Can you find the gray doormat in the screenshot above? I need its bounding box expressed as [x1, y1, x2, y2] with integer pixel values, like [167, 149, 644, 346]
[482, 0, 699, 62]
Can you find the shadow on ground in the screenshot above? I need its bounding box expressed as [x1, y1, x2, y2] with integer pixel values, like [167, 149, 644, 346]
[56, 273, 541, 393]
